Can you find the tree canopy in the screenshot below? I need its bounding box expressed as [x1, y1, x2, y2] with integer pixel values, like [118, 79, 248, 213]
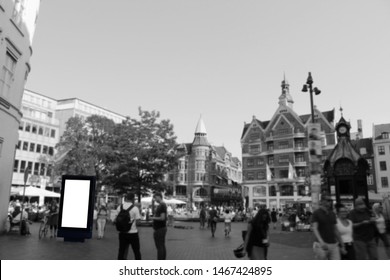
[54, 108, 177, 200]
[104, 108, 177, 201]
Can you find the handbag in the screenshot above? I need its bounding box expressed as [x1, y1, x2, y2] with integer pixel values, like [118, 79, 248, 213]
[233, 243, 246, 258]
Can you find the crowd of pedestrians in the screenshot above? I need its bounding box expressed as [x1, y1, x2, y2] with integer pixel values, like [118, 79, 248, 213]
[312, 195, 390, 260]
[6, 192, 389, 261]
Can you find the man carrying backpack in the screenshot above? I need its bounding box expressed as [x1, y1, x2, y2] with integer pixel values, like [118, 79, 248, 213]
[114, 193, 141, 260]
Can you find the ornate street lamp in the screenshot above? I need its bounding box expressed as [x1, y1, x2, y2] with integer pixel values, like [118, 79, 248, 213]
[302, 72, 321, 123]
[302, 72, 322, 210]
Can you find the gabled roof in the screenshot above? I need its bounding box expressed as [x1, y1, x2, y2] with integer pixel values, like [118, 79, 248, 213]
[322, 109, 335, 124]
[175, 143, 192, 155]
[231, 157, 241, 167]
[241, 123, 251, 139]
[214, 146, 229, 161]
[373, 124, 390, 140]
[241, 118, 270, 140]
[300, 109, 334, 124]
[351, 138, 373, 155]
[242, 109, 334, 140]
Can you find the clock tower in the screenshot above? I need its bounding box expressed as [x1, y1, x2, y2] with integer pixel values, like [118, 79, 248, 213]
[324, 114, 369, 207]
[335, 116, 351, 141]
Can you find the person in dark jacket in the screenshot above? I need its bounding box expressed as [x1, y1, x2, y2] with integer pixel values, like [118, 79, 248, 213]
[244, 208, 270, 259]
[348, 197, 378, 260]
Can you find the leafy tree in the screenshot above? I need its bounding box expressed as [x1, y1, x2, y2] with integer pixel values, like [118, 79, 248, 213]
[37, 154, 58, 189]
[55, 116, 95, 175]
[105, 108, 177, 202]
[55, 115, 116, 190]
[85, 115, 116, 189]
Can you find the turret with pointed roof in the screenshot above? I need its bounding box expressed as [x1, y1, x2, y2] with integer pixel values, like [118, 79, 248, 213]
[193, 116, 209, 146]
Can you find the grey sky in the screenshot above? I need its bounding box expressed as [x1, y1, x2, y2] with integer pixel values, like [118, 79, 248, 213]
[26, 0, 390, 158]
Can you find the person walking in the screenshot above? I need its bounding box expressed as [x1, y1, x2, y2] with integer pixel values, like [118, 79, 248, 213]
[151, 192, 167, 260]
[271, 208, 278, 230]
[372, 203, 390, 258]
[222, 209, 234, 237]
[311, 195, 344, 260]
[199, 206, 206, 229]
[348, 197, 378, 260]
[167, 205, 174, 227]
[336, 203, 355, 260]
[209, 206, 219, 237]
[115, 193, 142, 260]
[96, 203, 109, 239]
[206, 206, 211, 228]
[244, 208, 270, 260]
[48, 200, 59, 238]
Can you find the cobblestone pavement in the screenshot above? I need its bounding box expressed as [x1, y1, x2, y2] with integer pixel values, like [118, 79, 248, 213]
[0, 221, 388, 260]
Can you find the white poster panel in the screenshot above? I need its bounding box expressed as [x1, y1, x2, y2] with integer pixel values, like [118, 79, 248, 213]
[61, 179, 91, 229]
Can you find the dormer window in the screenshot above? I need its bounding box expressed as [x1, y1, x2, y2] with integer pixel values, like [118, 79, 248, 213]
[382, 132, 389, 139]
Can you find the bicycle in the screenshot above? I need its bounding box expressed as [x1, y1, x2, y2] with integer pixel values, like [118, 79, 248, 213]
[38, 213, 50, 239]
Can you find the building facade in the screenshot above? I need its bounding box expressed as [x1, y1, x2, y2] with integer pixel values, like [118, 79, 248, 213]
[352, 137, 376, 193]
[12, 90, 59, 190]
[55, 98, 126, 138]
[241, 77, 336, 210]
[166, 117, 243, 208]
[0, 0, 40, 233]
[372, 123, 390, 198]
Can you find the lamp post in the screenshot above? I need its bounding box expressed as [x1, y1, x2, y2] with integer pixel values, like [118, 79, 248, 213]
[302, 72, 322, 210]
[302, 72, 321, 123]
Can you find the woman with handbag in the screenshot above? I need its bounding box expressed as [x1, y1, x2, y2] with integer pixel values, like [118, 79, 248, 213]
[209, 206, 219, 238]
[244, 208, 270, 259]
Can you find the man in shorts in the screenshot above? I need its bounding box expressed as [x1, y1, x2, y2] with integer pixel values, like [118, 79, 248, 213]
[311, 195, 345, 260]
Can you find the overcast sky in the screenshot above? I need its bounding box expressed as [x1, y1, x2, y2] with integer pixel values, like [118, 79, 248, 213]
[26, 0, 390, 158]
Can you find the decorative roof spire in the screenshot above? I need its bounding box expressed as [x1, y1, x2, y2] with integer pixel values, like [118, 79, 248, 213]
[279, 73, 294, 108]
[193, 115, 209, 146]
[195, 115, 207, 135]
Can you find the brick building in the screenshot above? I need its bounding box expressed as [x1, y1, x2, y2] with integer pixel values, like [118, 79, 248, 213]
[241, 77, 336, 210]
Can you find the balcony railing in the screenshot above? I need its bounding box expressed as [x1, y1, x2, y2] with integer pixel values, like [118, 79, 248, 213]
[294, 161, 307, 167]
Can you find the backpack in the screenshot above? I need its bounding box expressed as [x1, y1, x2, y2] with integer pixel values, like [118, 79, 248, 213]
[115, 204, 135, 232]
